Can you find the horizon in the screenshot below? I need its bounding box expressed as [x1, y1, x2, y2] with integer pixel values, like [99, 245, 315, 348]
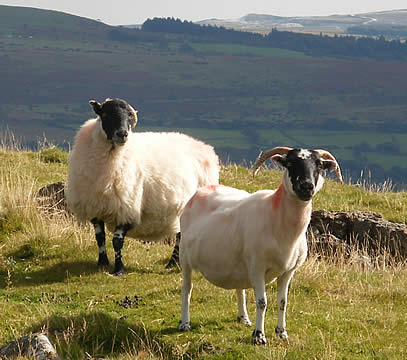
[1, 1, 407, 25]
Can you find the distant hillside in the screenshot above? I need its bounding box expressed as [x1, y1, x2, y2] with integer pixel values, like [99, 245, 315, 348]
[1, 6, 407, 188]
[141, 17, 407, 61]
[197, 9, 407, 39]
[0, 5, 113, 40]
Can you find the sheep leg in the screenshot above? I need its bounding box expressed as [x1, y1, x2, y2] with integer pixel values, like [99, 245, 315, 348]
[275, 271, 295, 340]
[178, 262, 193, 331]
[236, 289, 252, 326]
[165, 232, 181, 268]
[112, 224, 132, 276]
[91, 218, 109, 267]
[252, 278, 267, 345]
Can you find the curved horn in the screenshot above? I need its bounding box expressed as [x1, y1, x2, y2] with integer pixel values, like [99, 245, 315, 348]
[128, 104, 138, 128]
[253, 146, 292, 177]
[315, 149, 343, 184]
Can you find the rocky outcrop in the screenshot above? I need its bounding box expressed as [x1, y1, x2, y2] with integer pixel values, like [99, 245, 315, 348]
[308, 210, 407, 261]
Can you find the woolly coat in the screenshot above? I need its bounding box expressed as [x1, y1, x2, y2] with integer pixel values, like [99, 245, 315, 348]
[66, 118, 219, 241]
[179, 183, 309, 289]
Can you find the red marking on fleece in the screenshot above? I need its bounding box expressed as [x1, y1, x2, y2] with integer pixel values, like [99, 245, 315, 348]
[198, 185, 218, 203]
[206, 184, 219, 191]
[186, 185, 219, 209]
[186, 196, 195, 209]
[272, 184, 284, 210]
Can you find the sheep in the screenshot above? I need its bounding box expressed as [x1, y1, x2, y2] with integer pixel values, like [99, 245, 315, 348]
[66, 98, 219, 275]
[178, 147, 343, 345]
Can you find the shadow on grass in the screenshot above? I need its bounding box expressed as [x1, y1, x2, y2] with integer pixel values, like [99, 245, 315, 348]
[26, 311, 193, 359]
[0, 255, 179, 290]
[1, 240, 180, 285]
[0, 260, 106, 288]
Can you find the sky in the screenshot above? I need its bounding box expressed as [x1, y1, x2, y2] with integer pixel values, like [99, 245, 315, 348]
[1, 0, 407, 25]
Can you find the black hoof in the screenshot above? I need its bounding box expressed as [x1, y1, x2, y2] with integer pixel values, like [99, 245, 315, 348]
[275, 326, 289, 340]
[252, 329, 267, 345]
[165, 257, 180, 269]
[113, 270, 125, 277]
[178, 321, 191, 331]
[113, 266, 126, 276]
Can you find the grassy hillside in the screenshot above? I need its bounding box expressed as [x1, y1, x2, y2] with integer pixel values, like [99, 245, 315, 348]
[1, 5, 407, 186]
[0, 5, 112, 40]
[0, 145, 406, 359]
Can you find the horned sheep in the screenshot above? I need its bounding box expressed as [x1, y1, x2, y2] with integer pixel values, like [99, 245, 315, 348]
[66, 98, 220, 275]
[178, 147, 343, 344]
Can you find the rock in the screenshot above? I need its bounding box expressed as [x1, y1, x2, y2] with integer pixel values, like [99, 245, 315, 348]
[308, 210, 407, 261]
[36, 181, 69, 215]
[0, 333, 59, 359]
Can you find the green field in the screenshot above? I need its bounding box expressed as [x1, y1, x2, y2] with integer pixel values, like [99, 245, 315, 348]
[137, 126, 249, 150]
[257, 129, 407, 169]
[185, 42, 308, 58]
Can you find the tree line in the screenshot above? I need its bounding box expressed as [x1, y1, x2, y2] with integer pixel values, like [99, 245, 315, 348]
[132, 17, 407, 61]
[348, 25, 407, 40]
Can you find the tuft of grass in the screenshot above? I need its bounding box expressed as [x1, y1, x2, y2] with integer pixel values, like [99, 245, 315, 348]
[0, 128, 23, 151]
[0, 147, 406, 359]
[38, 147, 69, 164]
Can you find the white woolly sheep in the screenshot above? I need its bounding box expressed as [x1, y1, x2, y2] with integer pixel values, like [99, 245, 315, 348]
[178, 147, 343, 344]
[66, 98, 219, 275]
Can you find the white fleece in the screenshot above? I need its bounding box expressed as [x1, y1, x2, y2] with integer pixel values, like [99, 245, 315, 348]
[66, 118, 219, 241]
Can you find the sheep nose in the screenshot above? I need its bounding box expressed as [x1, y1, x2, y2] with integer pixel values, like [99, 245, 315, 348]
[299, 181, 314, 192]
[116, 129, 128, 139]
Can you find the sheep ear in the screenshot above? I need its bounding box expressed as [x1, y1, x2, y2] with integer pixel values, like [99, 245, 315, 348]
[89, 100, 102, 116]
[128, 105, 138, 128]
[321, 159, 336, 171]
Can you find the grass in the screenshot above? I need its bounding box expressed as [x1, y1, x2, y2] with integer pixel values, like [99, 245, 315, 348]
[0, 145, 406, 359]
[184, 42, 308, 58]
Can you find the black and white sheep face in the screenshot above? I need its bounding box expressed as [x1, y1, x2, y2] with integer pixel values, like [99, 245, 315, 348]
[89, 98, 138, 146]
[275, 149, 335, 201]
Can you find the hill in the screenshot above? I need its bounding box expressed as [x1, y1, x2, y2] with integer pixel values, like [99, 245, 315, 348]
[1, 6, 407, 187]
[0, 4, 113, 40]
[0, 146, 406, 359]
[197, 9, 407, 39]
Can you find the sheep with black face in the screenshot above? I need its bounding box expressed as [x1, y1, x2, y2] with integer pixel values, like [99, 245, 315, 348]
[66, 98, 220, 275]
[178, 147, 342, 345]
